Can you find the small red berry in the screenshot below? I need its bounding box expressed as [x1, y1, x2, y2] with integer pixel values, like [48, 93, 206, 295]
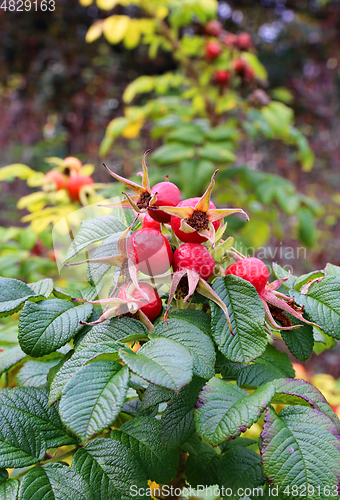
[142, 213, 161, 232]
[174, 243, 215, 280]
[205, 40, 222, 61]
[67, 174, 94, 202]
[149, 181, 182, 223]
[30, 240, 45, 256]
[204, 20, 223, 37]
[44, 171, 65, 191]
[118, 282, 162, 322]
[171, 198, 220, 244]
[225, 257, 269, 295]
[223, 33, 238, 47]
[233, 58, 247, 76]
[127, 228, 173, 276]
[236, 32, 252, 50]
[244, 66, 255, 83]
[215, 70, 231, 85]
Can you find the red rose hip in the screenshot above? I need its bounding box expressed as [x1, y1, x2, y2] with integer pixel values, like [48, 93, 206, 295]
[215, 70, 231, 85]
[204, 20, 223, 37]
[127, 228, 173, 276]
[225, 257, 269, 295]
[67, 174, 94, 201]
[118, 282, 162, 322]
[44, 171, 65, 191]
[142, 213, 161, 232]
[236, 32, 252, 50]
[149, 181, 182, 223]
[205, 40, 222, 60]
[171, 198, 220, 244]
[174, 243, 215, 280]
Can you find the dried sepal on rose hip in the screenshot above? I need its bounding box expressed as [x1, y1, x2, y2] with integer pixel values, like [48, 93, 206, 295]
[102, 150, 181, 223]
[225, 257, 320, 331]
[160, 170, 248, 246]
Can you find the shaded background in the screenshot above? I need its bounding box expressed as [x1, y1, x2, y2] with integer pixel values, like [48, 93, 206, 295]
[0, 0, 340, 375]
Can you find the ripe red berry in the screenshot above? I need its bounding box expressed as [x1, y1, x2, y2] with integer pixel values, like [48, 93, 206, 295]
[215, 70, 231, 85]
[44, 171, 65, 191]
[205, 40, 222, 61]
[171, 198, 220, 244]
[236, 32, 252, 50]
[244, 66, 255, 83]
[118, 282, 162, 322]
[142, 213, 161, 232]
[174, 243, 215, 280]
[225, 257, 269, 295]
[66, 174, 94, 202]
[149, 181, 182, 223]
[204, 20, 223, 37]
[127, 228, 173, 276]
[233, 58, 247, 76]
[223, 33, 238, 47]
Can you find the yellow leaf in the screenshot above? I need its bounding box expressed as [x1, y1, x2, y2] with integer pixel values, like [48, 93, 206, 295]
[31, 217, 53, 233]
[27, 172, 45, 187]
[103, 15, 130, 44]
[86, 21, 104, 43]
[138, 19, 155, 35]
[123, 19, 141, 49]
[155, 5, 168, 19]
[45, 157, 65, 168]
[79, 0, 93, 5]
[123, 76, 154, 103]
[80, 164, 95, 176]
[106, 116, 129, 138]
[122, 120, 144, 138]
[0, 164, 35, 181]
[17, 191, 47, 210]
[96, 0, 119, 9]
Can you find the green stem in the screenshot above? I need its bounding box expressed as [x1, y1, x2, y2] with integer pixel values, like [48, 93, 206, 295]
[10, 447, 80, 480]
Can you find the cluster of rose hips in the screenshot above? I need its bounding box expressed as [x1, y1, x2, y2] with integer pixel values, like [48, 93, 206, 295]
[75, 155, 315, 334]
[44, 156, 94, 202]
[204, 19, 255, 87]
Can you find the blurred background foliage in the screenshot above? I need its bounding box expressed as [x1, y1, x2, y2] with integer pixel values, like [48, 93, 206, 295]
[1, 0, 340, 377]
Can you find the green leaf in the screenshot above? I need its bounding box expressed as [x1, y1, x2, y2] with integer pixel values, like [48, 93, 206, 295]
[0, 386, 75, 468]
[113, 416, 179, 484]
[59, 361, 129, 441]
[152, 318, 215, 379]
[86, 233, 122, 286]
[197, 143, 236, 163]
[72, 438, 150, 500]
[237, 345, 295, 388]
[49, 317, 145, 405]
[123, 75, 154, 103]
[168, 309, 211, 334]
[160, 377, 205, 449]
[281, 316, 314, 362]
[217, 446, 266, 499]
[167, 125, 204, 145]
[293, 270, 324, 291]
[17, 359, 62, 387]
[141, 384, 173, 411]
[195, 377, 276, 445]
[64, 216, 126, 262]
[211, 276, 267, 363]
[120, 337, 193, 392]
[179, 159, 215, 199]
[325, 263, 340, 277]
[215, 352, 245, 380]
[184, 437, 219, 488]
[27, 278, 53, 298]
[0, 277, 51, 318]
[0, 345, 26, 377]
[151, 144, 194, 166]
[261, 406, 340, 499]
[297, 208, 315, 247]
[0, 479, 19, 500]
[291, 276, 340, 339]
[272, 263, 296, 290]
[19, 463, 93, 500]
[0, 470, 8, 484]
[18, 299, 93, 357]
[204, 125, 240, 142]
